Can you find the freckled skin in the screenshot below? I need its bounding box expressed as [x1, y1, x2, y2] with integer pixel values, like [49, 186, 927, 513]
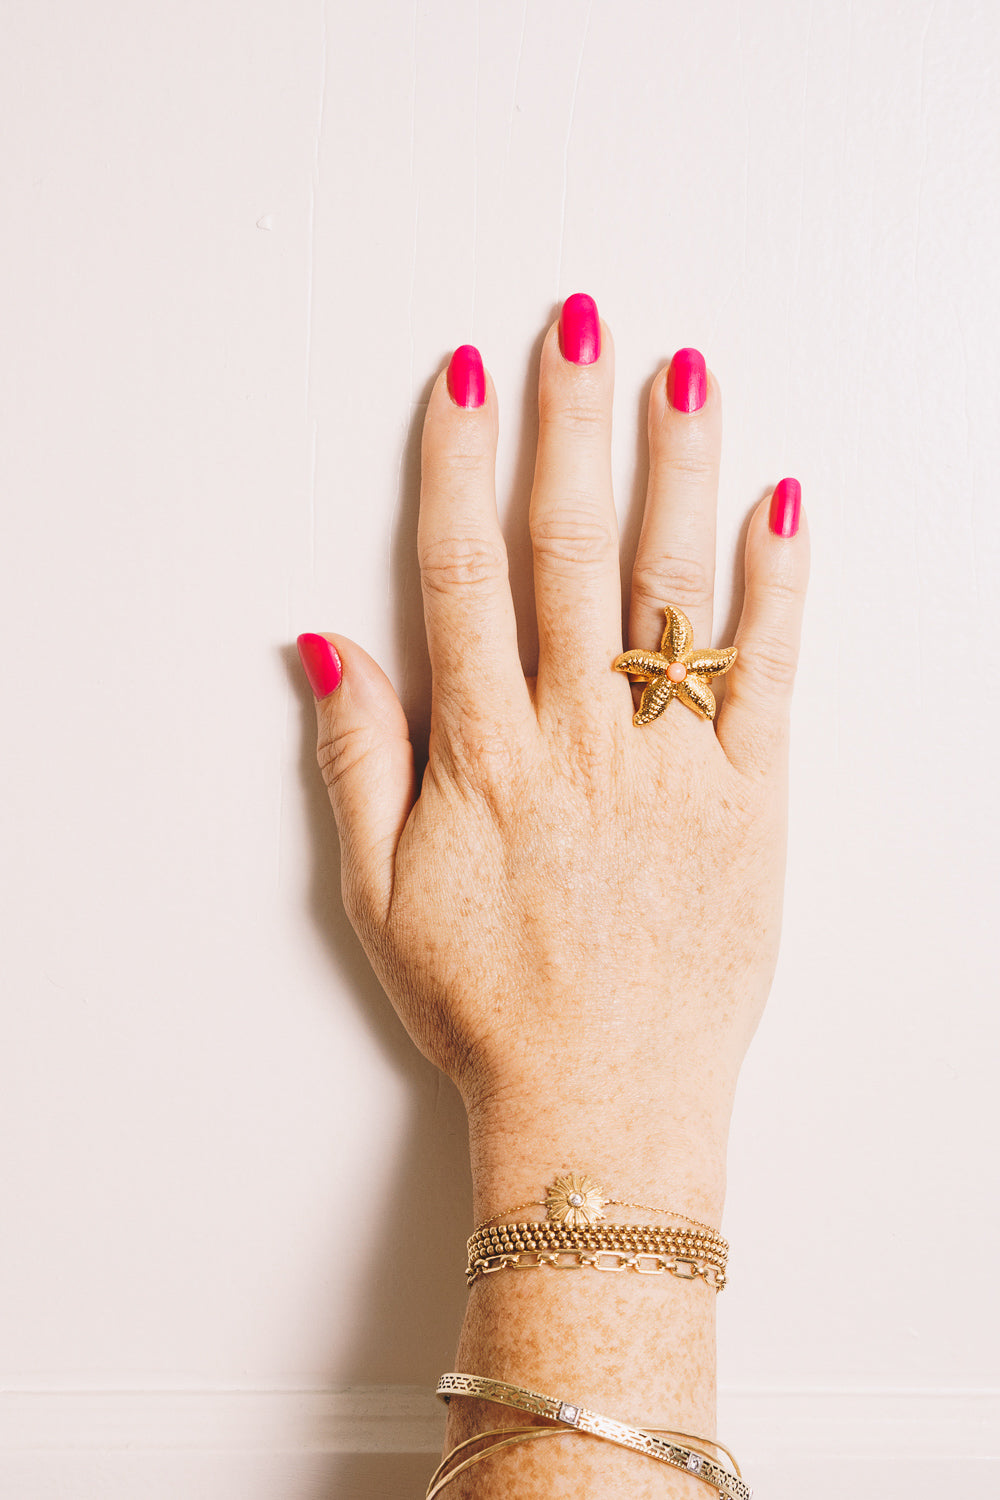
[306, 317, 809, 1497]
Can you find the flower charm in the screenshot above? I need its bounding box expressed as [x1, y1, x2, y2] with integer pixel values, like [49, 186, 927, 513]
[545, 1173, 606, 1228]
[612, 605, 737, 725]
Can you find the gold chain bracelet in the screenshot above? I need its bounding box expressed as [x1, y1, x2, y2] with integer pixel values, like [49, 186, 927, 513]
[467, 1246, 725, 1290]
[467, 1220, 728, 1289]
[476, 1171, 721, 1237]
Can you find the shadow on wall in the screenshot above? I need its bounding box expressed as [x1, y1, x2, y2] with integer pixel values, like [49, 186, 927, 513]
[286, 358, 476, 1499]
[319, 1453, 439, 1500]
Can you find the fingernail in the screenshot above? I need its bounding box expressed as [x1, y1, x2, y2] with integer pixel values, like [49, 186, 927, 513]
[769, 477, 802, 538]
[559, 292, 601, 365]
[666, 348, 707, 412]
[296, 633, 343, 698]
[446, 345, 486, 408]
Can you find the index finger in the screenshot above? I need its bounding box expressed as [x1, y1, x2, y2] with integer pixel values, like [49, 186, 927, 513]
[418, 347, 535, 763]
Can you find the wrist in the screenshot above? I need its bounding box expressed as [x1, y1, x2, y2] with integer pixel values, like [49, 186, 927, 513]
[465, 1093, 731, 1232]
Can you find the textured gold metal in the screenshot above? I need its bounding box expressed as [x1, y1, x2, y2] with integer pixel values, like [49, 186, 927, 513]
[468, 1220, 728, 1256]
[424, 1425, 577, 1499]
[475, 1173, 721, 1238]
[610, 1196, 721, 1233]
[434, 1374, 751, 1499]
[613, 604, 737, 724]
[424, 1421, 744, 1499]
[467, 1248, 725, 1290]
[465, 1220, 728, 1290]
[544, 1172, 606, 1227]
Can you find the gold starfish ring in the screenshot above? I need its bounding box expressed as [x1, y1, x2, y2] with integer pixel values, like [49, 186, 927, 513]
[613, 604, 737, 725]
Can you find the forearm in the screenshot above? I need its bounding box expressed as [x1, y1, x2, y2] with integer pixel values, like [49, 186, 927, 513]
[440, 1103, 732, 1498]
[299, 308, 808, 1498]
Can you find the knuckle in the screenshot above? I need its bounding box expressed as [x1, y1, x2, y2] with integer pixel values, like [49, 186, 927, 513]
[340, 865, 374, 936]
[419, 534, 508, 597]
[653, 450, 717, 482]
[433, 719, 525, 816]
[632, 554, 713, 615]
[426, 447, 494, 479]
[317, 721, 376, 797]
[539, 392, 608, 434]
[531, 512, 616, 571]
[761, 575, 808, 607]
[452, 726, 520, 783]
[725, 710, 785, 780]
[743, 630, 799, 689]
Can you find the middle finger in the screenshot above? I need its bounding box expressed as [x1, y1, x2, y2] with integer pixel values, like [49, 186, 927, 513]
[629, 348, 722, 653]
[530, 294, 626, 728]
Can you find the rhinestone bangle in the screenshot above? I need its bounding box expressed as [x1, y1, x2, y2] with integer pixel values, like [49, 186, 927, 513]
[435, 1372, 750, 1500]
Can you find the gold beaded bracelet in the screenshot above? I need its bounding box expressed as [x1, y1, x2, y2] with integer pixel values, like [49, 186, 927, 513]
[433, 1373, 750, 1500]
[468, 1174, 729, 1290]
[468, 1220, 728, 1259]
[466, 1219, 728, 1290]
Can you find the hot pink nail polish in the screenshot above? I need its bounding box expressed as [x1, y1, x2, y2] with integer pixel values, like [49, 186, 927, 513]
[447, 345, 486, 408]
[769, 477, 801, 538]
[297, 633, 343, 698]
[559, 293, 601, 365]
[666, 348, 707, 412]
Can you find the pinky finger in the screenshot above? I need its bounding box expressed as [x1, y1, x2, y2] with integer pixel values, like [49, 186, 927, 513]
[715, 479, 810, 777]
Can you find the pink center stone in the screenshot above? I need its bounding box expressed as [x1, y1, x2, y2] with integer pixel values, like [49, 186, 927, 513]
[666, 662, 687, 683]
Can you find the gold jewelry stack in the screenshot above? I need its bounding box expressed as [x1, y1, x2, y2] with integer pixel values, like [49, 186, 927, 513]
[466, 1171, 729, 1291]
[432, 1174, 744, 1495]
[428, 1373, 751, 1500]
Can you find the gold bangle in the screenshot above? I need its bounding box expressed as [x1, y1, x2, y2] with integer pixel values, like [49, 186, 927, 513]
[436, 1373, 750, 1499]
[475, 1171, 722, 1237]
[425, 1424, 583, 1499]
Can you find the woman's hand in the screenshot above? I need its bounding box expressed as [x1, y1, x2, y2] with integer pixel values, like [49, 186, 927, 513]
[298, 299, 808, 1222]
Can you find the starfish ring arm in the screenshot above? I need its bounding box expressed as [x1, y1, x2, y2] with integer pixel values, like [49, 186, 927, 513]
[612, 604, 738, 726]
[662, 603, 694, 661]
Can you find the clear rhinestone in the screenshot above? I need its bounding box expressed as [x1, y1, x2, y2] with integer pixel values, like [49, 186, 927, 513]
[686, 1453, 703, 1473]
[558, 1402, 580, 1426]
[568, 1193, 584, 1206]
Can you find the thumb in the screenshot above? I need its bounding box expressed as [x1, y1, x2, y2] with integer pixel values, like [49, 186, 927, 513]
[296, 632, 415, 929]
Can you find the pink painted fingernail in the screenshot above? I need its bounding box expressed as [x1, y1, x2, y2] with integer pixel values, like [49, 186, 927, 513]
[446, 345, 486, 408]
[296, 633, 343, 698]
[769, 477, 802, 538]
[559, 292, 601, 365]
[666, 348, 707, 412]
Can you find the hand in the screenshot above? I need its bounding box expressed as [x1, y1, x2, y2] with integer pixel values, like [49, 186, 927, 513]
[298, 300, 808, 1221]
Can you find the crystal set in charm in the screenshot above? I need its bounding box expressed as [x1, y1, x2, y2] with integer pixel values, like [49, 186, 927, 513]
[544, 1172, 606, 1228]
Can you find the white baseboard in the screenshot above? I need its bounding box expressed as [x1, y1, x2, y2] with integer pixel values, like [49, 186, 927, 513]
[2, 1385, 998, 1454]
[0, 1387, 996, 1500]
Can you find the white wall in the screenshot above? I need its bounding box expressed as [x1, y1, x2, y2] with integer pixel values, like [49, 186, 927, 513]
[1, 0, 997, 1495]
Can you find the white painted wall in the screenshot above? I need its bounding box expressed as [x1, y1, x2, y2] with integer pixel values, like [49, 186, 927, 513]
[2, 0, 997, 1494]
